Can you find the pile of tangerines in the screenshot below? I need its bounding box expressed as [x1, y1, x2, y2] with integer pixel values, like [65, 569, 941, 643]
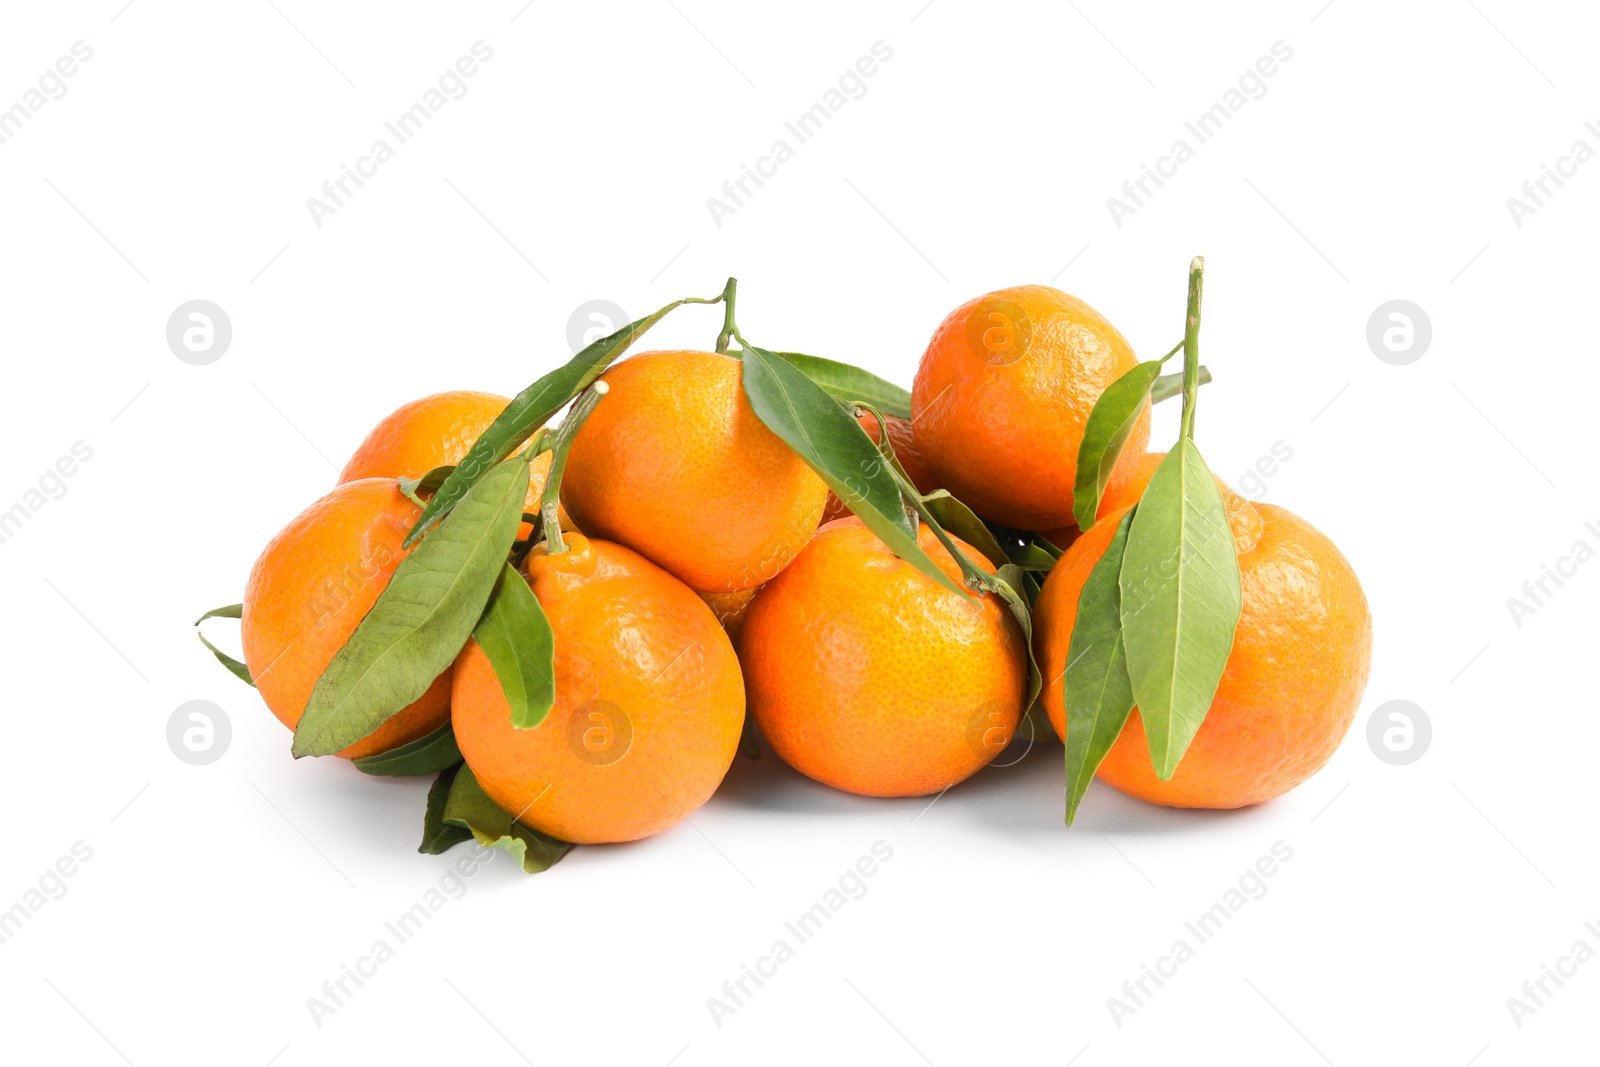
[197, 259, 1372, 872]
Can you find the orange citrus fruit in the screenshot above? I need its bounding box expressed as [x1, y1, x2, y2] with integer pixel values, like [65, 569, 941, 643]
[451, 533, 745, 844]
[560, 350, 828, 593]
[820, 411, 939, 525]
[912, 285, 1148, 530]
[241, 478, 452, 760]
[739, 516, 1028, 797]
[1034, 468, 1372, 809]
[339, 389, 567, 534]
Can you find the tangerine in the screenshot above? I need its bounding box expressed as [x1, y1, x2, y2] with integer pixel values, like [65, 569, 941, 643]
[739, 517, 1027, 798]
[912, 286, 1148, 530]
[1034, 469, 1371, 809]
[561, 350, 828, 592]
[241, 478, 452, 760]
[451, 533, 745, 844]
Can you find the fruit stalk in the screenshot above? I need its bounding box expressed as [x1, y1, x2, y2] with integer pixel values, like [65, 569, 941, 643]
[715, 276, 740, 354]
[539, 382, 610, 555]
[1180, 256, 1204, 441]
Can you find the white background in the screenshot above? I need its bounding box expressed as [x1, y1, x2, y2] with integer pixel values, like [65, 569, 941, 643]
[0, 1, 1594, 1064]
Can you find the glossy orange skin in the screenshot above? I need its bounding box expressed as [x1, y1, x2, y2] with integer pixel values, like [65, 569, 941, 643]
[560, 351, 828, 594]
[242, 479, 452, 760]
[912, 286, 1149, 530]
[1041, 450, 1165, 551]
[451, 534, 745, 844]
[339, 389, 566, 535]
[1034, 482, 1372, 809]
[740, 517, 1028, 798]
[820, 412, 939, 525]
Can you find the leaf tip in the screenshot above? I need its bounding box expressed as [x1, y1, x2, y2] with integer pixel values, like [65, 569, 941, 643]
[510, 709, 551, 731]
[290, 728, 329, 760]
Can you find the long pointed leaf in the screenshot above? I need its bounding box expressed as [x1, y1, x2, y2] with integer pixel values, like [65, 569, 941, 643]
[1073, 359, 1165, 531]
[1118, 441, 1242, 779]
[767, 350, 912, 419]
[197, 632, 254, 686]
[403, 295, 708, 548]
[473, 562, 557, 730]
[193, 603, 254, 686]
[741, 344, 965, 597]
[1063, 509, 1138, 824]
[293, 456, 530, 757]
[193, 603, 242, 624]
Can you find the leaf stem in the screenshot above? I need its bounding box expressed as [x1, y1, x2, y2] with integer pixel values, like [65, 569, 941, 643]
[891, 468, 994, 597]
[1179, 257, 1205, 442]
[538, 382, 609, 555]
[715, 277, 739, 354]
[851, 400, 922, 531]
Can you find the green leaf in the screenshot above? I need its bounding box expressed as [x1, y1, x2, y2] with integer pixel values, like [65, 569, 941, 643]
[418, 765, 474, 854]
[397, 465, 456, 508]
[765, 350, 912, 419]
[1150, 365, 1211, 405]
[404, 295, 709, 548]
[922, 491, 1010, 569]
[354, 720, 463, 777]
[197, 633, 254, 686]
[1007, 541, 1060, 571]
[995, 563, 1043, 709]
[472, 562, 557, 730]
[193, 603, 242, 624]
[443, 764, 572, 874]
[1118, 441, 1242, 779]
[1063, 509, 1138, 824]
[193, 603, 254, 687]
[293, 456, 531, 757]
[740, 343, 965, 598]
[1073, 355, 1172, 532]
